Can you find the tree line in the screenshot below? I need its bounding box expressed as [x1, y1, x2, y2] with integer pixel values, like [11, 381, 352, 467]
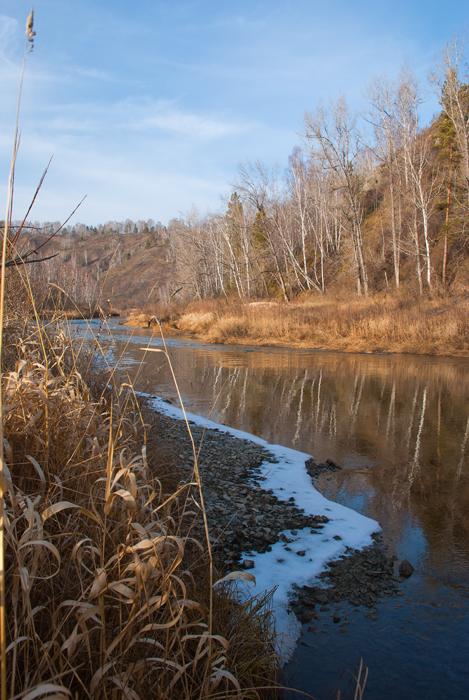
[170, 45, 468, 300]
[13, 44, 468, 309]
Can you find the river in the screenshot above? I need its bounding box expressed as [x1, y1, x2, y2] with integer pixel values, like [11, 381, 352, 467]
[73, 319, 469, 700]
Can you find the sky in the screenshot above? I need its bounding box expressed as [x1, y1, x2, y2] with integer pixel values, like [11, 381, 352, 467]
[0, 0, 467, 225]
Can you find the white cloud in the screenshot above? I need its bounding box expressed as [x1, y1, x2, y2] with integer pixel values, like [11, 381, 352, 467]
[132, 102, 255, 140]
[23, 95, 256, 142]
[71, 66, 115, 82]
[0, 14, 18, 54]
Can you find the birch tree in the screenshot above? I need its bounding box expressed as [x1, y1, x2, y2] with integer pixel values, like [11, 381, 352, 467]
[306, 99, 369, 294]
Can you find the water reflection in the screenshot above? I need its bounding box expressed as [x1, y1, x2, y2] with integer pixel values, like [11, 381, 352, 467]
[73, 320, 469, 699]
[80, 321, 469, 578]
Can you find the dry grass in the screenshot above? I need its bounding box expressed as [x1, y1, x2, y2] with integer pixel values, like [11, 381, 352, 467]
[175, 312, 216, 334]
[2, 316, 279, 698]
[174, 294, 469, 356]
[122, 303, 182, 329]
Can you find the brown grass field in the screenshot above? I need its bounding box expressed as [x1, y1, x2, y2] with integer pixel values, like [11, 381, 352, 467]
[157, 294, 469, 357]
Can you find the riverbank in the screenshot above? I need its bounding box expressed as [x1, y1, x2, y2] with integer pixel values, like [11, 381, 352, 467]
[141, 393, 405, 664]
[3, 322, 278, 698]
[68, 316, 469, 698]
[124, 294, 469, 357]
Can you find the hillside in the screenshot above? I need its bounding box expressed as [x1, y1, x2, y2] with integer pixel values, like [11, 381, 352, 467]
[18, 224, 174, 312]
[11, 67, 469, 317]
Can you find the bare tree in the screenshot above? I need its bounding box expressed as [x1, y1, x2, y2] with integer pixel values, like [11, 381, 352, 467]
[369, 78, 404, 288]
[306, 99, 369, 294]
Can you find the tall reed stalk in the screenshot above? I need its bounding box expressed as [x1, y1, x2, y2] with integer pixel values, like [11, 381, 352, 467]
[0, 20, 29, 696]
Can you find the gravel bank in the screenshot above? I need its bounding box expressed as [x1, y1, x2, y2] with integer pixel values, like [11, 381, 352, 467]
[143, 401, 329, 567]
[143, 398, 399, 635]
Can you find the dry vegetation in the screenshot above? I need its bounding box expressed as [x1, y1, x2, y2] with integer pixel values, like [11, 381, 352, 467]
[170, 294, 469, 356]
[2, 306, 279, 699]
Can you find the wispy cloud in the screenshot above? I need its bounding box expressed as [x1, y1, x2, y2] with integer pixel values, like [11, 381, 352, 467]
[0, 14, 18, 53]
[71, 66, 116, 82]
[27, 97, 256, 141]
[131, 101, 255, 140]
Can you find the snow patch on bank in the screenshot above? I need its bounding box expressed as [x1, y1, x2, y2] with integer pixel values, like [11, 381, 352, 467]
[144, 394, 379, 663]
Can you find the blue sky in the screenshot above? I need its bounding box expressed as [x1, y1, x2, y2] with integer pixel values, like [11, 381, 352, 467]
[0, 0, 467, 224]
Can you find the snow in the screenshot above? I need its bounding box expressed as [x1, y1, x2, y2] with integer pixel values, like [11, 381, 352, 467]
[142, 393, 380, 663]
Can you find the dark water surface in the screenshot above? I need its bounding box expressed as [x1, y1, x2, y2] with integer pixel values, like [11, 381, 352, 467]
[73, 320, 469, 700]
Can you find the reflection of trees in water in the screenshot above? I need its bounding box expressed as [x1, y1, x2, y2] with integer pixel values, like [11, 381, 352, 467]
[123, 340, 469, 572]
[249, 357, 461, 565]
[457, 417, 469, 479]
[190, 354, 465, 472]
[408, 386, 427, 486]
[165, 350, 468, 481]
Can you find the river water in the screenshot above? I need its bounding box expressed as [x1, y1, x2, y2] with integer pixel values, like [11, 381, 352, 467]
[73, 320, 469, 700]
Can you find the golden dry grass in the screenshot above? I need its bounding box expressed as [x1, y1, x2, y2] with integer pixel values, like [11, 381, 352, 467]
[2, 316, 279, 699]
[174, 294, 469, 357]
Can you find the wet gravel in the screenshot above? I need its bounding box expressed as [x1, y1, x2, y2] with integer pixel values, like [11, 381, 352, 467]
[143, 398, 401, 622]
[144, 400, 328, 567]
[290, 537, 400, 624]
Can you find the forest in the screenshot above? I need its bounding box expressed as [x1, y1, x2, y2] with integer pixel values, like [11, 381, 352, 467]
[21, 48, 467, 307]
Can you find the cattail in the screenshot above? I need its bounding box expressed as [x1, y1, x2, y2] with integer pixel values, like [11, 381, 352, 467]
[25, 10, 36, 50]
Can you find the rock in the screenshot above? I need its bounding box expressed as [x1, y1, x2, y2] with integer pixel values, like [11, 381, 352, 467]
[313, 590, 329, 604]
[242, 559, 255, 570]
[305, 457, 342, 479]
[399, 559, 414, 578]
[313, 515, 330, 524]
[298, 608, 316, 624]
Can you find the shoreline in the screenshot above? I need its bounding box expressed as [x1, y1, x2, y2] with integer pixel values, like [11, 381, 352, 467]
[164, 325, 469, 359]
[141, 392, 391, 663]
[120, 311, 469, 359]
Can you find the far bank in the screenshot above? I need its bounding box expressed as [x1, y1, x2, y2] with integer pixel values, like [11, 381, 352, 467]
[122, 294, 469, 358]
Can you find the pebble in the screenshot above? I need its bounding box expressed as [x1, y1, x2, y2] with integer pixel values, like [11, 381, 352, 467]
[290, 540, 400, 625]
[399, 559, 415, 578]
